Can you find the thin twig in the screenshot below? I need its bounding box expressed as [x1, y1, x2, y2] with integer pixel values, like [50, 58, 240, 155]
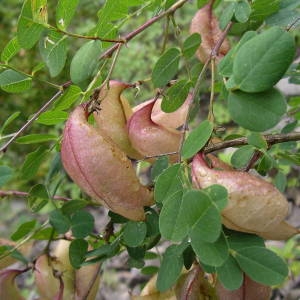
[0, 190, 71, 201]
[98, 0, 189, 59]
[178, 21, 233, 162]
[0, 82, 71, 153]
[203, 132, 300, 154]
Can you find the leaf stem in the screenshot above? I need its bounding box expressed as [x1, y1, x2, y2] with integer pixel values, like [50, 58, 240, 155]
[0, 82, 71, 153]
[99, 0, 189, 60]
[203, 132, 300, 154]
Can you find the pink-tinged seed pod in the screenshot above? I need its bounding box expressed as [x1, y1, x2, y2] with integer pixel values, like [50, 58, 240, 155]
[35, 240, 100, 300]
[216, 275, 271, 300]
[189, 3, 230, 63]
[150, 94, 192, 133]
[61, 105, 153, 221]
[192, 153, 299, 240]
[93, 80, 142, 159]
[0, 269, 25, 300]
[127, 100, 181, 161]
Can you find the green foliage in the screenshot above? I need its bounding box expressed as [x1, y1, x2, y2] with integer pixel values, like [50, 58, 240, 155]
[0, 0, 299, 298]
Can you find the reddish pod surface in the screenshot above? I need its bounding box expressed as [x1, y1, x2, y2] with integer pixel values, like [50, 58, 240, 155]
[0, 269, 25, 300]
[192, 153, 299, 240]
[61, 105, 153, 221]
[151, 94, 192, 133]
[190, 3, 230, 63]
[93, 80, 142, 159]
[127, 100, 181, 161]
[35, 240, 100, 300]
[216, 275, 271, 300]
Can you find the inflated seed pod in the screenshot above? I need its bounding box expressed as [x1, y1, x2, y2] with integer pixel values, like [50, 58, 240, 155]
[189, 3, 230, 63]
[35, 240, 100, 300]
[127, 99, 181, 161]
[0, 269, 25, 300]
[61, 105, 153, 221]
[216, 275, 271, 300]
[191, 153, 299, 240]
[150, 94, 192, 133]
[93, 80, 142, 159]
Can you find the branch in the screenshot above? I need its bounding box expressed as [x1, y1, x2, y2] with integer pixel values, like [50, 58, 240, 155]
[0, 81, 71, 153]
[204, 132, 300, 153]
[0, 190, 71, 201]
[99, 0, 189, 59]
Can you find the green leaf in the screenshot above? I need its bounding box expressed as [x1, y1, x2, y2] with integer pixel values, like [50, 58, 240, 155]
[182, 33, 201, 58]
[232, 27, 295, 92]
[216, 255, 243, 290]
[247, 132, 267, 149]
[226, 229, 265, 251]
[187, 191, 222, 243]
[0, 112, 21, 135]
[49, 209, 70, 234]
[145, 208, 160, 237]
[123, 221, 147, 247]
[17, 0, 44, 49]
[274, 171, 287, 193]
[234, 1, 251, 23]
[156, 244, 184, 292]
[56, 0, 79, 30]
[0, 70, 32, 93]
[182, 120, 213, 159]
[11, 220, 37, 241]
[228, 89, 286, 132]
[150, 156, 169, 182]
[152, 48, 181, 88]
[71, 211, 95, 238]
[54, 85, 82, 111]
[219, 31, 256, 77]
[28, 184, 49, 212]
[191, 232, 229, 267]
[231, 145, 255, 169]
[0, 166, 13, 187]
[250, 0, 280, 23]
[39, 30, 67, 77]
[70, 41, 102, 84]
[203, 185, 228, 211]
[36, 110, 68, 125]
[266, 8, 300, 27]
[32, 227, 55, 240]
[141, 266, 159, 275]
[21, 147, 49, 179]
[61, 200, 87, 216]
[159, 190, 186, 241]
[234, 246, 288, 286]
[1, 37, 20, 63]
[154, 163, 183, 203]
[161, 80, 192, 113]
[31, 0, 48, 24]
[69, 238, 88, 269]
[16, 134, 57, 144]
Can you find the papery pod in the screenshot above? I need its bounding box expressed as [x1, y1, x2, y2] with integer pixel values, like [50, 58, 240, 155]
[191, 153, 299, 240]
[127, 100, 181, 161]
[0, 239, 31, 270]
[61, 105, 153, 221]
[0, 269, 25, 300]
[131, 273, 177, 300]
[151, 94, 192, 133]
[176, 265, 217, 300]
[93, 80, 142, 159]
[216, 275, 271, 300]
[189, 3, 230, 63]
[35, 240, 100, 300]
